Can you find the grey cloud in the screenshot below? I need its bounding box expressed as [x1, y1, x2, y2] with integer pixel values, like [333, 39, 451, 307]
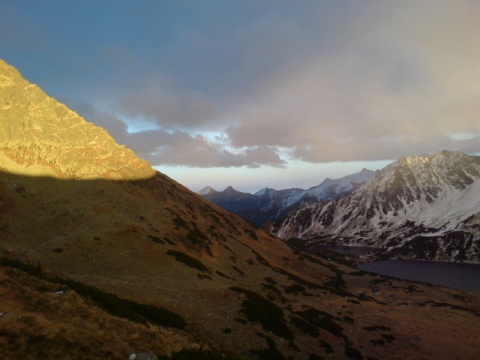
[234, 14, 318, 78]
[116, 12, 320, 131]
[55, 0, 480, 169]
[384, 58, 427, 95]
[292, 138, 439, 163]
[62, 99, 287, 168]
[128, 130, 286, 168]
[226, 114, 299, 148]
[219, 1, 480, 163]
[243, 147, 287, 168]
[6, 1, 478, 170]
[119, 85, 220, 130]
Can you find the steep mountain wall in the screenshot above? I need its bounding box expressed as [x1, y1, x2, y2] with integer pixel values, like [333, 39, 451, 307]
[272, 151, 480, 262]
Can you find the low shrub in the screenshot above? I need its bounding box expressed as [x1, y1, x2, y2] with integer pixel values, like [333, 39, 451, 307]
[293, 307, 343, 338]
[166, 250, 209, 273]
[229, 287, 293, 340]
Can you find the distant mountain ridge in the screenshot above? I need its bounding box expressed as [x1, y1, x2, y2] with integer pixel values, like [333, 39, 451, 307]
[199, 168, 376, 226]
[271, 151, 480, 262]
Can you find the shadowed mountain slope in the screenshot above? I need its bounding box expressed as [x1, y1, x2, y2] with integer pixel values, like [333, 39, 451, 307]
[0, 256, 201, 359]
[199, 169, 375, 227]
[1, 59, 480, 359]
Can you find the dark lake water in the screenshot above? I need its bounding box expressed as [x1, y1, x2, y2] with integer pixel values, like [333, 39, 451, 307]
[358, 260, 480, 291]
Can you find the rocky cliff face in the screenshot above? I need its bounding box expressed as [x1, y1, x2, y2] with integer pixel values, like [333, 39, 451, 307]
[0, 59, 155, 180]
[272, 151, 480, 262]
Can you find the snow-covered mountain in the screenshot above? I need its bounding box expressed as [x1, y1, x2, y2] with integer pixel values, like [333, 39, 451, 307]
[198, 168, 376, 226]
[271, 151, 480, 262]
[266, 168, 376, 211]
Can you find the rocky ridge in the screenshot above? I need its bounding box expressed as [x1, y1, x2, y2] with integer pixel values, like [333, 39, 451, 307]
[199, 169, 375, 227]
[272, 151, 480, 262]
[0, 59, 154, 180]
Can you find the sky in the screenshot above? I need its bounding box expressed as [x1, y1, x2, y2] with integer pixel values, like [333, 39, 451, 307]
[1, 1, 479, 193]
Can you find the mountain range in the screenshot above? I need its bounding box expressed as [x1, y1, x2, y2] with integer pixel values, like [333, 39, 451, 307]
[1, 58, 480, 359]
[199, 168, 375, 226]
[271, 151, 480, 263]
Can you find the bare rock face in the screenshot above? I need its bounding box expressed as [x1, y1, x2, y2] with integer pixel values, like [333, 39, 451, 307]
[0, 59, 155, 180]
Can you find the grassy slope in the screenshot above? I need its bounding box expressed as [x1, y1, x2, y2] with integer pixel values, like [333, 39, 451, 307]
[0, 260, 200, 359]
[1, 171, 480, 359]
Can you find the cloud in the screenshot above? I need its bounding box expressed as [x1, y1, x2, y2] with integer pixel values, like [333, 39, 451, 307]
[81, 1, 480, 166]
[115, 12, 321, 131]
[3, 1, 479, 170]
[126, 130, 286, 168]
[63, 99, 286, 168]
[119, 78, 221, 130]
[220, 0, 480, 162]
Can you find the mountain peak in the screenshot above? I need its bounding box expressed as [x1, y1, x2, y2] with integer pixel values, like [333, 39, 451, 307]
[197, 186, 216, 195]
[272, 151, 480, 262]
[0, 59, 155, 180]
[255, 187, 275, 196]
[395, 151, 473, 171]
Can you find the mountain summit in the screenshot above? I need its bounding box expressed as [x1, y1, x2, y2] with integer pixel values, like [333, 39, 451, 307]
[272, 151, 480, 262]
[0, 59, 154, 180]
[199, 169, 376, 226]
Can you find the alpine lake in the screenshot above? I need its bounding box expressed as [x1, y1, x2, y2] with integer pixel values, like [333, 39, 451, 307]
[321, 245, 480, 291]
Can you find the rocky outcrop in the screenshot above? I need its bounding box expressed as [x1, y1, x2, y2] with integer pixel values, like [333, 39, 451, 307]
[0, 59, 155, 180]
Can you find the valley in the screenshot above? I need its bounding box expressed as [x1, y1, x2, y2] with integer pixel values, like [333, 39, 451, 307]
[200, 151, 480, 264]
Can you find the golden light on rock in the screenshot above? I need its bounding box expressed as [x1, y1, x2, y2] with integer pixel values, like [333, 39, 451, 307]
[0, 59, 155, 180]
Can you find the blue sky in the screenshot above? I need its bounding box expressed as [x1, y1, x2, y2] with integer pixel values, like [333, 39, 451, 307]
[1, 1, 479, 192]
